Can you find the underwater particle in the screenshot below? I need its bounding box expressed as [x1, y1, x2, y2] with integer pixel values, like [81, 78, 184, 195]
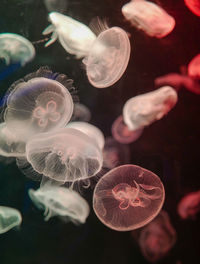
[122, 0, 175, 38]
[0, 33, 35, 66]
[29, 186, 90, 224]
[177, 190, 200, 220]
[188, 53, 200, 78]
[71, 103, 91, 122]
[184, 0, 200, 17]
[93, 164, 165, 231]
[0, 206, 22, 234]
[43, 12, 96, 58]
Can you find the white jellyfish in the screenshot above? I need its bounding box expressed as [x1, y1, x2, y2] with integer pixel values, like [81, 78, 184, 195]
[29, 186, 90, 224]
[0, 206, 22, 234]
[42, 12, 96, 58]
[0, 33, 35, 66]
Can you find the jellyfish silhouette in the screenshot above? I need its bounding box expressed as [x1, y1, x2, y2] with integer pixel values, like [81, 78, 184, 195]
[71, 103, 91, 122]
[93, 164, 165, 231]
[0, 206, 22, 234]
[184, 0, 200, 16]
[188, 53, 200, 79]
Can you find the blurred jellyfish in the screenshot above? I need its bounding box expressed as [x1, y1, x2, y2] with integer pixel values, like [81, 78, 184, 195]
[66, 121, 105, 149]
[2, 67, 74, 142]
[83, 25, 131, 88]
[0, 206, 22, 234]
[122, 0, 175, 38]
[93, 164, 165, 231]
[177, 190, 200, 220]
[134, 210, 177, 262]
[0, 33, 35, 66]
[44, 0, 68, 13]
[71, 103, 91, 122]
[103, 137, 130, 169]
[43, 12, 96, 58]
[184, 0, 200, 17]
[29, 186, 89, 224]
[188, 54, 200, 78]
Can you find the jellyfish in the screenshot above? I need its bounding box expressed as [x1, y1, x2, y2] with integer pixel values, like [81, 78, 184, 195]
[44, 0, 68, 13]
[121, 0, 175, 38]
[42, 12, 96, 58]
[188, 54, 200, 79]
[134, 210, 177, 262]
[2, 67, 74, 142]
[93, 164, 165, 231]
[0, 206, 22, 234]
[29, 186, 90, 224]
[71, 103, 91, 122]
[184, 0, 200, 17]
[177, 190, 200, 220]
[66, 121, 105, 149]
[82, 25, 131, 88]
[0, 33, 35, 66]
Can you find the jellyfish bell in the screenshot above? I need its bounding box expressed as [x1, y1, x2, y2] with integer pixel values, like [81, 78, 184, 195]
[121, 0, 175, 38]
[184, 0, 200, 17]
[71, 103, 91, 122]
[42, 12, 96, 59]
[188, 53, 200, 79]
[0, 33, 35, 66]
[83, 26, 131, 88]
[93, 164, 165, 231]
[0, 206, 22, 234]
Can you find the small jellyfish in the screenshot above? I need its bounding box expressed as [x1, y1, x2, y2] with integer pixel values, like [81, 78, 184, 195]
[29, 186, 89, 224]
[66, 121, 105, 149]
[188, 54, 200, 78]
[82, 26, 131, 88]
[0, 206, 22, 234]
[71, 103, 91, 122]
[93, 164, 165, 231]
[184, 0, 200, 17]
[122, 0, 175, 38]
[2, 67, 74, 142]
[177, 190, 200, 220]
[43, 12, 96, 58]
[0, 33, 35, 66]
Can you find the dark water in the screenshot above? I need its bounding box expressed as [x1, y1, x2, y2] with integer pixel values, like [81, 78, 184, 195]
[0, 0, 200, 264]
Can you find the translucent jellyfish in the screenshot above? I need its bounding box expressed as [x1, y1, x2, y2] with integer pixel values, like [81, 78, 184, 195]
[71, 103, 91, 122]
[83, 26, 131, 88]
[136, 210, 177, 262]
[43, 12, 96, 58]
[0, 206, 22, 234]
[0, 33, 35, 66]
[29, 186, 89, 224]
[66, 121, 105, 149]
[184, 0, 200, 17]
[103, 137, 130, 169]
[93, 164, 165, 231]
[3, 67, 74, 142]
[23, 127, 103, 183]
[188, 54, 200, 78]
[177, 190, 200, 220]
[122, 0, 175, 38]
[44, 0, 68, 13]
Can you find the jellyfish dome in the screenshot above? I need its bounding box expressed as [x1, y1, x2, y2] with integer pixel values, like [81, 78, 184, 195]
[123, 86, 178, 131]
[25, 127, 103, 183]
[83, 26, 131, 88]
[66, 121, 105, 149]
[43, 12, 96, 58]
[188, 53, 200, 78]
[184, 0, 200, 17]
[0, 206, 22, 234]
[3, 67, 74, 142]
[0, 33, 35, 66]
[29, 186, 90, 224]
[71, 103, 91, 122]
[93, 164, 165, 231]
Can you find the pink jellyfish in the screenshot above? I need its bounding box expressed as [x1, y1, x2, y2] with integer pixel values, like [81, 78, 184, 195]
[188, 54, 200, 79]
[93, 164, 165, 231]
[184, 0, 200, 17]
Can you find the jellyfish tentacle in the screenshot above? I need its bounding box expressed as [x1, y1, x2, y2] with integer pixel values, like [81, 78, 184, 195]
[44, 31, 58, 47]
[42, 24, 55, 35]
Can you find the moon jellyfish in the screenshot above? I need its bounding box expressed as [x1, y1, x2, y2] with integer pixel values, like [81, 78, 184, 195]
[29, 186, 89, 224]
[66, 121, 105, 149]
[71, 103, 91, 122]
[83, 26, 131, 88]
[3, 67, 74, 142]
[0, 33, 35, 66]
[122, 0, 175, 38]
[24, 127, 103, 183]
[177, 190, 200, 220]
[0, 206, 22, 234]
[93, 164, 165, 231]
[135, 210, 177, 262]
[188, 54, 200, 78]
[184, 0, 200, 17]
[43, 12, 96, 58]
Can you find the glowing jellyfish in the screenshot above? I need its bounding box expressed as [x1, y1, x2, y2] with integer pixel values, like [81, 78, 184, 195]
[177, 190, 200, 220]
[93, 164, 165, 231]
[122, 0, 175, 38]
[136, 210, 177, 262]
[0, 33, 35, 66]
[188, 54, 200, 78]
[43, 12, 96, 58]
[44, 0, 68, 13]
[29, 186, 89, 224]
[184, 0, 200, 17]
[3, 67, 74, 142]
[71, 103, 91, 122]
[83, 26, 131, 88]
[23, 127, 103, 183]
[0, 206, 22, 234]
[66, 121, 105, 149]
